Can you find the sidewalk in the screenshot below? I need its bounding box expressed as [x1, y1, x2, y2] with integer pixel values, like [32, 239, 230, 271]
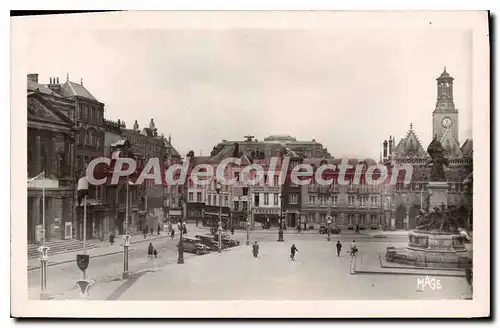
[27, 224, 208, 270]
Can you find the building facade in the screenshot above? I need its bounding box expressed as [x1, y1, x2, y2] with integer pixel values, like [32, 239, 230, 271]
[380, 68, 473, 230]
[27, 75, 76, 243]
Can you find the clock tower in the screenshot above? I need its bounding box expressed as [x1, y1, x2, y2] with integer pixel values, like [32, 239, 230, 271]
[432, 67, 459, 146]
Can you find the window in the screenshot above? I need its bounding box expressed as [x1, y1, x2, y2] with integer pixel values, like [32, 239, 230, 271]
[289, 193, 298, 204]
[360, 196, 366, 207]
[309, 196, 316, 206]
[234, 201, 240, 211]
[274, 175, 279, 186]
[274, 193, 279, 206]
[371, 196, 378, 207]
[242, 201, 248, 211]
[348, 196, 355, 206]
[188, 192, 194, 202]
[208, 194, 212, 205]
[196, 192, 202, 203]
[320, 196, 326, 206]
[264, 193, 269, 206]
[224, 195, 228, 206]
[254, 194, 260, 207]
[234, 172, 240, 181]
[243, 187, 248, 196]
[348, 214, 354, 225]
[331, 196, 338, 207]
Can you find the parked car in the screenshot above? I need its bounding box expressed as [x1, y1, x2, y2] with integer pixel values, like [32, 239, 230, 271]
[177, 236, 210, 255]
[319, 225, 341, 234]
[211, 231, 240, 247]
[195, 234, 226, 251]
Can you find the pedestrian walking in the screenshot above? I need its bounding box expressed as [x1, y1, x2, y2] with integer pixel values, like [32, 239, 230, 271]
[297, 224, 301, 234]
[336, 241, 342, 257]
[157, 224, 161, 236]
[144, 226, 148, 239]
[109, 232, 115, 245]
[290, 244, 298, 261]
[150, 227, 154, 236]
[153, 248, 158, 258]
[252, 241, 259, 258]
[148, 242, 154, 259]
[171, 229, 175, 239]
[350, 240, 358, 256]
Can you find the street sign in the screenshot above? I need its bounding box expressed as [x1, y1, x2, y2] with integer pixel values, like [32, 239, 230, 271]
[27, 179, 59, 189]
[76, 254, 90, 272]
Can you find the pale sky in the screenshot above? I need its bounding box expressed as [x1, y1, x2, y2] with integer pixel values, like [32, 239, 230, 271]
[21, 16, 472, 159]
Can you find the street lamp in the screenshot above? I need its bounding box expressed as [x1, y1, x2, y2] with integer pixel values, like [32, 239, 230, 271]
[28, 171, 49, 299]
[122, 177, 133, 279]
[246, 218, 251, 245]
[216, 182, 223, 253]
[177, 187, 185, 264]
[326, 216, 332, 242]
[277, 194, 285, 242]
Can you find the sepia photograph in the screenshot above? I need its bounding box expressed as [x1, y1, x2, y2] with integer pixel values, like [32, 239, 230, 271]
[10, 10, 490, 318]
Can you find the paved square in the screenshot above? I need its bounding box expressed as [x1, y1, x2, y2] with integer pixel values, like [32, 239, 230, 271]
[119, 239, 472, 300]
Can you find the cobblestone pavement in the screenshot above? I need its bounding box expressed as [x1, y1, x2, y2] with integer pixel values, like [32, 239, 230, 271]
[119, 238, 472, 300]
[28, 227, 472, 300]
[27, 224, 210, 300]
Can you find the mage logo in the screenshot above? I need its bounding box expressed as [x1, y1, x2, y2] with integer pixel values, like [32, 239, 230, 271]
[417, 275, 442, 291]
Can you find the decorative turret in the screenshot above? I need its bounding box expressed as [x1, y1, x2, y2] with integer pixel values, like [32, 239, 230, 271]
[133, 120, 139, 131]
[383, 140, 388, 159]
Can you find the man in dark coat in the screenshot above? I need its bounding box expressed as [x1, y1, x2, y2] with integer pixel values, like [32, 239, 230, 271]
[148, 242, 154, 259]
[252, 241, 259, 258]
[336, 241, 342, 257]
[290, 244, 298, 261]
[157, 224, 161, 236]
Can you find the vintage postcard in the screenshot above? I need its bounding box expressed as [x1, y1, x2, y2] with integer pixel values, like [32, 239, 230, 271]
[10, 11, 489, 318]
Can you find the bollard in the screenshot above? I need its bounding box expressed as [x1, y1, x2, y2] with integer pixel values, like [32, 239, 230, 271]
[75, 279, 94, 299]
[122, 234, 130, 279]
[38, 245, 50, 300]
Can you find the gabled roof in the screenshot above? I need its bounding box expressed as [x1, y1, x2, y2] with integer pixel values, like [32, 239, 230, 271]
[27, 92, 74, 126]
[59, 81, 98, 102]
[461, 139, 473, 157]
[393, 124, 427, 158]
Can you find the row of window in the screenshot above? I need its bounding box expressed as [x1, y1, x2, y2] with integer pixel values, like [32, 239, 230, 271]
[307, 195, 380, 207]
[78, 104, 103, 124]
[129, 136, 163, 154]
[305, 213, 381, 225]
[76, 129, 101, 149]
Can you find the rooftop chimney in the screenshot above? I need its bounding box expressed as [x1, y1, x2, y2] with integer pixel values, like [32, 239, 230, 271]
[27, 74, 39, 83]
[48, 76, 61, 94]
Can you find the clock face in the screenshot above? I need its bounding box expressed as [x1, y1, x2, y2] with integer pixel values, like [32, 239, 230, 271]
[442, 117, 453, 128]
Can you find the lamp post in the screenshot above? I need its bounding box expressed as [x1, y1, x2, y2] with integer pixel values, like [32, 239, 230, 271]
[177, 186, 185, 264]
[246, 216, 251, 245]
[122, 177, 132, 279]
[277, 194, 285, 242]
[28, 171, 49, 299]
[216, 182, 223, 253]
[326, 216, 332, 242]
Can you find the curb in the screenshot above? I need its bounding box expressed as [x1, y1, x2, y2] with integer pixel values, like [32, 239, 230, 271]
[350, 254, 466, 277]
[27, 235, 170, 271]
[27, 248, 137, 271]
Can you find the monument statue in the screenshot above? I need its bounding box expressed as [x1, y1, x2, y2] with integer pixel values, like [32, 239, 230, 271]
[426, 136, 449, 181]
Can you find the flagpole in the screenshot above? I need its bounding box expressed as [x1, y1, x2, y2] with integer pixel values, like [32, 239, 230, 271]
[42, 171, 46, 245]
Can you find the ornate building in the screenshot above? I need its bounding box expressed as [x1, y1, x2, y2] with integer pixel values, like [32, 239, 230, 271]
[102, 118, 181, 235]
[381, 68, 473, 230]
[27, 74, 76, 243]
[300, 158, 385, 231]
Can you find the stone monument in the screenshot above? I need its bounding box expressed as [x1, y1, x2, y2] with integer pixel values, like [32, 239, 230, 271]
[385, 137, 472, 269]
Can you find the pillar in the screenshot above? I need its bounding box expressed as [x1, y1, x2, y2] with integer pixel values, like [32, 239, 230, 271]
[32, 196, 40, 243]
[52, 135, 57, 177]
[35, 135, 41, 175]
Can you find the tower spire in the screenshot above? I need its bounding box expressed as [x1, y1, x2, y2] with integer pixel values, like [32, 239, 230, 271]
[66, 73, 69, 82]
